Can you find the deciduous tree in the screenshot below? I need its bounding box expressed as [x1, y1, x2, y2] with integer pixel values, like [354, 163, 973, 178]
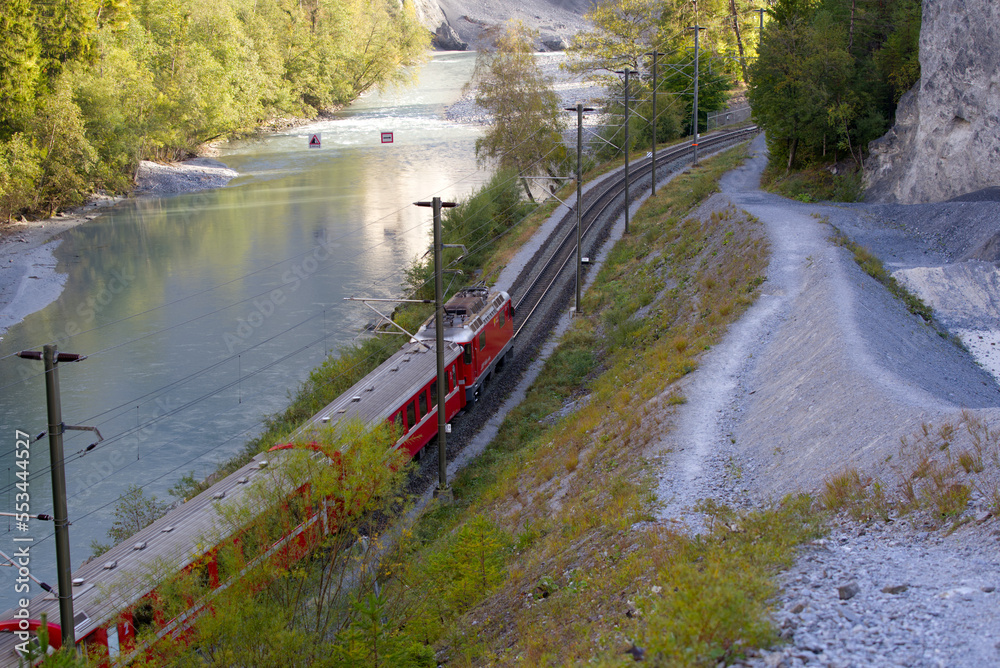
[470, 21, 566, 201]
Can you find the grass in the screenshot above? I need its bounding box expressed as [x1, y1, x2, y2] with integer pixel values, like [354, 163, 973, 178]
[364, 144, 834, 666]
[822, 411, 1000, 527]
[760, 162, 864, 203]
[830, 229, 935, 323]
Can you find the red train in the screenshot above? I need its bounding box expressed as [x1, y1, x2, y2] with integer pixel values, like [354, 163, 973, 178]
[0, 286, 513, 666]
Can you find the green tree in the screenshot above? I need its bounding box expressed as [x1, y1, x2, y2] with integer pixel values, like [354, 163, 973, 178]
[748, 0, 919, 171]
[90, 483, 168, 555]
[565, 0, 662, 83]
[28, 77, 97, 214]
[0, 0, 42, 135]
[470, 21, 566, 201]
[31, 0, 98, 76]
[0, 133, 41, 220]
[747, 0, 835, 170]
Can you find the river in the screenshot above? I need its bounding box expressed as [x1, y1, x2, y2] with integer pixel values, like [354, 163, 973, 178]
[0, 51, 486, 608]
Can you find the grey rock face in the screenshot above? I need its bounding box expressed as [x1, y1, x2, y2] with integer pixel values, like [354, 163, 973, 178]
[433, 21, 469, 50]
[865, 0, 1000, 204]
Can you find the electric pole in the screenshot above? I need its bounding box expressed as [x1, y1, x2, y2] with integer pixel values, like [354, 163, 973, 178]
[565, 103, 594, 314]
[689, 25, 705, 166]
[649, 51, 659, 195]
[615, 68, 638, 233]
[16, 345, 85, 649]
[415, 197, 456, 499]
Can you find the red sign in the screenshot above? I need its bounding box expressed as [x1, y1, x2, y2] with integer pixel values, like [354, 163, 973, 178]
[308, 134, 321, 148]
[381, 132, 393, 144]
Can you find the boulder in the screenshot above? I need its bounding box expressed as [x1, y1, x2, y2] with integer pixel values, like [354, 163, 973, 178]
[433, 21, 469, 51]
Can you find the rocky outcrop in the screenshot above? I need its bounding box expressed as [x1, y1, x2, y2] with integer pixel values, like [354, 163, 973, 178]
[433, 22, 469, 50]
[865, 0, 1000, 204]
[413, 0, 589, 52]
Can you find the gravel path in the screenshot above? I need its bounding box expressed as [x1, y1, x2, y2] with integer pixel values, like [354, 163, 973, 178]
[651, 134, 1000, 666]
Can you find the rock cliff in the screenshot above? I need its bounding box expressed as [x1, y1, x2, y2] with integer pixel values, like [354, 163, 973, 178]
[865, 0, 1000, 204]
[410, 0, 592, 51]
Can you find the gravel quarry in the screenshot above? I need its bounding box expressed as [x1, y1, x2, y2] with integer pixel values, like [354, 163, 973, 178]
[652, 134, 1000, 667]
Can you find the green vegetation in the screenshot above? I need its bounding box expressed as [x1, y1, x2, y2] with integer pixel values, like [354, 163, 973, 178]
[0, 0, 427, 220]
[565, 0, 753, 162]
[405, 168, 538, 299]
[749, 0, 921, 173]
[831, 229, 933, 322]
[761, 162, 865, 202]
[469, 22, 568, 201]
[346, 145, 827, 665]
[116, 421, 426, 667]
[824, 411, 1000, 526]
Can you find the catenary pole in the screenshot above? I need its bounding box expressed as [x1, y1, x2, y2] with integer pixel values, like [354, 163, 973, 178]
[690, 25, 704, 166]
[651, 51, 659, 195]
[415, 197, 456, 497]
[16, 345, 85, 648]
[575, 103, 584, 312]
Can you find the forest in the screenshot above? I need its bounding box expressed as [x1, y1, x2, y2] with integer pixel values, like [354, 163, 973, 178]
[749, 0, 921, 172]
[0, 0, 427, 220]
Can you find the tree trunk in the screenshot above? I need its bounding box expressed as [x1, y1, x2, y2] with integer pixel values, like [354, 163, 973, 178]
[730, 0, 749, 84]
[787, 136, 798, 173]
[848, 0, 856, 51]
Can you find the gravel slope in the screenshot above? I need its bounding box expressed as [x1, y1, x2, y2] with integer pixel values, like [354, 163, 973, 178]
[651, 134, 1000, 667]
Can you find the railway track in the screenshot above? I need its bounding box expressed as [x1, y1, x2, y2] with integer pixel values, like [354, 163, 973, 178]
[408, 125, 759, 487]
[511, 125, 759, 338]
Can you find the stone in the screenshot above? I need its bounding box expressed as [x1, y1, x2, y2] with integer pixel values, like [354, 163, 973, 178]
[433, 22, 468, 51]
[838, 582, 861, 600]
[540, 33, 570, 51]
[865, 0, 1000, 203]
[882, 584, 909, 595]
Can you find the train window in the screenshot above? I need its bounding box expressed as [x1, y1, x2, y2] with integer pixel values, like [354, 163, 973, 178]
[430, 382, 437, 407]
[499, 310, 505, 328]
[393, 412, 402, 428]
[463, 344, 471, 365]
[419, 391, 427, 416]
[406, 402, 416, 428]
[449, 368, 454, 391]
[479, 331, 486, 350]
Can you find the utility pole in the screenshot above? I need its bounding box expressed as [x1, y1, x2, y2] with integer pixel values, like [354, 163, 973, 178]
[756, 7, 766, 31]
[615, 68, 638, 233]
[650, 51, 659, 195]
[16, 345, 85, 649]
[415, 197, 456, 499]
[689, 25, 705, 166]
[575, 103, 585, 313]
[565, 104, 594, 314]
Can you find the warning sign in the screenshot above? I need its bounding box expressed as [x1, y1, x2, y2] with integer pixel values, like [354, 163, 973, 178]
[381, 132, 393, 144]
[308, 133, 321, 148]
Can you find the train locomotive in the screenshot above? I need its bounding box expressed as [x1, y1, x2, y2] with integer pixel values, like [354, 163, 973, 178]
[0, 286, 513, 666]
